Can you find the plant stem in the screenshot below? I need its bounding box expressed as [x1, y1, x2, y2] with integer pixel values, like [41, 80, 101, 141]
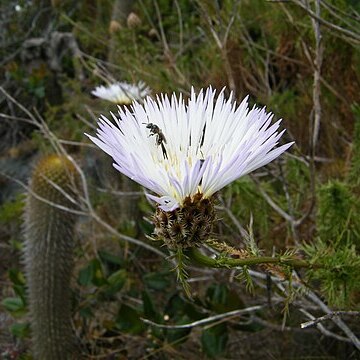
[185, 248, 312, 269]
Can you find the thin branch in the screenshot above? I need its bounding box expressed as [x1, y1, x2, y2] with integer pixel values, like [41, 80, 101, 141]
[198, 1, 240, 92]
[0, 88, 168, 260]
[215, 204, 249, 239]
[251, 175, 297, 224]
[305, 291, 360, 351]
[310, 0, 324, 153]
[174, 0, 184, 57]
[68, 155, 169, 259]
[249, 269, 360, 348]
[320, 0, 360, 29]
[142, 304, 266, 329]
[153, 0, 188, 86]
[58, 139, 97, 148]
[300, 309, 352, 343]
[293, 0, 360, 44]
[0, 172, 87, 217]
[91, 211, 167, 259]
[278, 163, 300, 245]
[301, 311, 360, 329]
[268, 0, 360, 43]
[0, 113, 35, 125]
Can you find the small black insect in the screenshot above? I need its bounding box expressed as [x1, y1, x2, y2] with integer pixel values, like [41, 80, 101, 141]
[144, 123, 167, 146]
[143, 123, 168, 159]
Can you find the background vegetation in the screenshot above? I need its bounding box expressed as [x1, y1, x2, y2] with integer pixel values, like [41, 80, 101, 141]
[0, 0, 360, 358]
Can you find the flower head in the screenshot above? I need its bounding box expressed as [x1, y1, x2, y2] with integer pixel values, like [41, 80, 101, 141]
[91, 81, 151, 105]
[88, 87, 293, 210]
[87, 87, 293, 248]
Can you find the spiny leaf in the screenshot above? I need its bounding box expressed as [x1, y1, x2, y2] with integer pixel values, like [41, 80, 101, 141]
[235, 266, 254, 294]
[171, 248, 192, 298]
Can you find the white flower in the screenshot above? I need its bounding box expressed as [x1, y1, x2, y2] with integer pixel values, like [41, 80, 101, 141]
[91, 81, 151, 105]
[87, 87, 293, 212]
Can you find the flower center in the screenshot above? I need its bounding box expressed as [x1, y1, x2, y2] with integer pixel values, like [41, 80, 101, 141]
[153, 193, 215, 249]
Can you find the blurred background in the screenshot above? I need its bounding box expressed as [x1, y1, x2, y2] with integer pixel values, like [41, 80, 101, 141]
[0, 0, 360, 359]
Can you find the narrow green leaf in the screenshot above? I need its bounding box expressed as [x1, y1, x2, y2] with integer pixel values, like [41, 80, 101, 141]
[143, 271, 171, 291]
[10, 322, 30, 338]
[116, 304, 145, 334]
[2, 297, 25, 312]
[201, 323, 228, 358]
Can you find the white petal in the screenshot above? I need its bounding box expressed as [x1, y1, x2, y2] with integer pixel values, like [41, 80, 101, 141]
[87, 87, 293, 210]
[146, 194, 179, 211]
[92, 81, 151, 104]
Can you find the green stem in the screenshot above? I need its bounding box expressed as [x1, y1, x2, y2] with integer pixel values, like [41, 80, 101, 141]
[185, 248, 312, 269]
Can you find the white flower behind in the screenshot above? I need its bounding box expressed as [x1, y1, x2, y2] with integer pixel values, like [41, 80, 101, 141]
[87, 87, 293, 211]
[91, 81, 151, 105]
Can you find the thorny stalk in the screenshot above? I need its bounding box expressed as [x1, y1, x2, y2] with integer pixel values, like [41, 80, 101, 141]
[186, 247, 311, 269]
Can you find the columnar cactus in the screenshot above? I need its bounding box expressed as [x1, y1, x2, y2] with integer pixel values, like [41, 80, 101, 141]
[24, 154, 80, 360]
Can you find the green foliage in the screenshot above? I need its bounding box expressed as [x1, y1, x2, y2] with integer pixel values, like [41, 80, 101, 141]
[348, 103, 360, 187]
[313, 178, 360, 306]
[78, 259, 107, 287]
[116, 304, 145, 334]
[225, 176, 271, 240]
[201, 323, 228, 358]
[284, 157, 310, 212]
[2, 297, 26, 317]
[1, 267, 29, 343]
[317, 180, 360, 247]
[43, 78, 93, 141]
[10, 322, 30, 339]
[161, 294, 194, 345]
[303, 238, 360, 307]
[235, 266, 254, 293]
[8, 268, 26, 304]
[267, 90, 299, 120]
[26, 74, 46, 99]
[143, 271, 172, 291]
[205, 284, 244, 313]
[142, 290, 159, 320]
[0, 194, 25, 224]
[244, 220, 261, 257]
[77, 252, 128, 301]
[98, 249, 125, 267]
[106, 269, 127, 295]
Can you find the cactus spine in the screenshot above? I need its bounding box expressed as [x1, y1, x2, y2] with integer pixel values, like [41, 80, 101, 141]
[24, 154, 79, 360]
